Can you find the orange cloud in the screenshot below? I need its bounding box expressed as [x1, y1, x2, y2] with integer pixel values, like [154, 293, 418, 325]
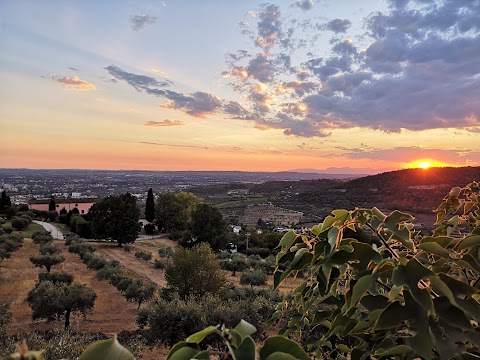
[145, 120, 185, 127]
[56, 76, 96, 91]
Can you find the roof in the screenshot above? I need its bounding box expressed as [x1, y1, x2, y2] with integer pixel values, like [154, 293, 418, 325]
[28, 198, 98, 205]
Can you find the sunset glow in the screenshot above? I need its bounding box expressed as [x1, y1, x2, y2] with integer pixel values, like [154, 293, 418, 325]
[0, 1, 479, 172]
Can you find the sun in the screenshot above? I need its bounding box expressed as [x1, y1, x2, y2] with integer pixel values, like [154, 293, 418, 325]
[417, 161, 432, 169]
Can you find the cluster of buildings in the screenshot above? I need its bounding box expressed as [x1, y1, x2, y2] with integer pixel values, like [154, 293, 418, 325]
[222, 202, 303, 227]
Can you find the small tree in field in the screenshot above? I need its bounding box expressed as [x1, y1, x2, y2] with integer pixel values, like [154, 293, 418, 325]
[240, 269, 267, 287]
[124, 279, 156, 309]
[26, 280, 96, 328]
[30, 253, 65, 272]
[165, 243, 226, 298]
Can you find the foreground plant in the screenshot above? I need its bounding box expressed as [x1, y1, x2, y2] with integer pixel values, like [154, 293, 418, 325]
[166, 320, 309, 360]
[272, 181, 480, 359]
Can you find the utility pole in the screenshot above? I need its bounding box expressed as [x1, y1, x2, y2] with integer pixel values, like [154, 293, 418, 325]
[246, 232, 250, 256]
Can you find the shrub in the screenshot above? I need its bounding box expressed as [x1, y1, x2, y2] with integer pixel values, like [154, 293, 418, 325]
[96, 264, 123, 281]
[83, 253, 107, 270]
[10, 216, 29, 231]
[38, 271, 74, 285]
[39, 243, 62, 255]
[240, 269, 267, 287]
[158, 246, 174, 258]
[70, 215, 91, 238]
[32, 230, 53, 245]
[247, 247, 271, 258]
[135, 251, 152, 261]
[68, 240, 95, 258]
[154, 259, 166, 269]
[64, 232, 80, 246]
[123, 244, 132, 252]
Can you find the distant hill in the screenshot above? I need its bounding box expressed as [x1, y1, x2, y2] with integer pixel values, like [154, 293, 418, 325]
[288, 167, 391, 175]
[285, 166, 480, 217]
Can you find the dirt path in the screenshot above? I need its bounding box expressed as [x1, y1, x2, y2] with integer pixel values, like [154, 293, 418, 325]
[95, 243, 168, 288]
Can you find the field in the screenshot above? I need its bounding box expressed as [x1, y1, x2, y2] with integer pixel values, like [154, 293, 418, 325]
[1, 221, 44, 238]
[0, 234, 297, 358]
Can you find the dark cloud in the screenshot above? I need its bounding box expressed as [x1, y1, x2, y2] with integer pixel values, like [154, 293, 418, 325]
[294, 0, 315, 11]
[105, 65, 172, 91]
[68, 67, 79, 71]
[145, 120, 184, 127]
[326, 19, 352, 33]
[130, 14, 157, 31]
[160, 91, 223, 117]
[221, 0, 480, 136]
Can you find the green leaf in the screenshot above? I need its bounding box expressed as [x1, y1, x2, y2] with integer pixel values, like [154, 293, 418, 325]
[311, 225, 321, 236]
[234, 320, 256, 338]
[265, 354, 298, 360]
[259, 336, 310, 360]
[192, 350, 210, 359]
[290, 248, 313, 270]
[327, 227, 339, 250]
[186, 326, 217, 344]
[347, 274, 374, 311]
[167, 347, 203, 360]
[418, 242, 452, 257]
[79, 337, 135, 360]
[374, 301, 416, 330]
[278, 231, 297, 250]
[420, 236, 455, 248]
[232, 336, 256, 360]
[321, 210, 350, 232]
[374, 345, 412, 357]
[457, 235, 480, 251]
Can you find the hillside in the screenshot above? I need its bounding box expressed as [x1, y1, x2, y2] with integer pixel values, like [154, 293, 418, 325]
[287, 166, 479, 218]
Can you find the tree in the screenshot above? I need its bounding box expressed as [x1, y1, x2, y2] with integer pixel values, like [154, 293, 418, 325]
[89, 193, 141, 246]
[155, 193, 182, 232]
[48, 196, 56, 212]
[32, 230, 53, 245]
[30, 253, 65, 272]
[11, 216, 29, 230]
[145, 188, 155, 223]
[124, 279, 155, 309]
[183, 203, 229, 251]
[240, 269, 267, 287]
[26, 280, 96, 328]
[0, 190, 11, 213]
[165, 243, 226, 298]
[222, 256, 248, 276]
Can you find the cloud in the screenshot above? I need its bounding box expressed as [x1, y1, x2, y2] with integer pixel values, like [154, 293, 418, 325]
[145, 120, 185, 127]
[326, 19, 352, 33]
[220, 0, 480, 136]
[55, 76, 96, 91]
[68, 67, 79, 71]
[130, 14, 157, 31]
[160, 91, 223, 117]
[294, 0, 315, 11]
[105, 65, 172, 91]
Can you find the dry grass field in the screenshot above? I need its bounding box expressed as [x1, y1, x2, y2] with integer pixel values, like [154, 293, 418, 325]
[0, 235, 298, 358]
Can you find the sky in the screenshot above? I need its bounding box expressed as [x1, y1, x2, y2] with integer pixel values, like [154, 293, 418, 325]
[0, 0, 479, 173]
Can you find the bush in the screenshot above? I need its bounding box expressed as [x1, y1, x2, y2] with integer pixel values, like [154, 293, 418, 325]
[32, 230, 53, 245]
[240, 269, 267, 287]
[83, 253, 107, 270]
[137, 294, 276, 346]
[123, 244, 132, 252]
[154, 259, 166, 269]
[38, 271, 74, 285]
[247, 247, 271, 258]
[144, 223, 155, 234]
[135, 251, 152, 261]
[64, 232, 80, 246]
[70, 215, 91, 238]
[96, 264, 123, 281]
[68, 240, 95, 258]
[158, 246, 174, 258]
[39, 243, 62, 255]
[10, 216, 29, 231]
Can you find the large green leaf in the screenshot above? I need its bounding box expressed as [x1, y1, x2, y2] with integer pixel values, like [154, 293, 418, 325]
[457, 235, 480, 251]
[347, 274, 374, 311]
[321, 210, 350, 232]
[79, 337, 135, 360]
[278, 231, 297, 250]
[418, 242, 452, 257]
[167, 347, 203, 360]
[186, 326, 217, 344]
[234, 320, 256, 338]
[232, 336, 256, 360]
[259, 336, 310, 360]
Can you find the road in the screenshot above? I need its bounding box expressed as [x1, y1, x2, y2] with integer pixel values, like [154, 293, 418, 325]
[32, 220, 65, 240]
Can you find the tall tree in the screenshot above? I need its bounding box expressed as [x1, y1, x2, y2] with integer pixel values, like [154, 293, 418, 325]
[48, 196, 56, 212]
[0, 190, 11, 212]
[89, 193, 141, 246]
[145, 188, 155, 223]
[184, 203, 229, 251]
[26, 280, 96, 328]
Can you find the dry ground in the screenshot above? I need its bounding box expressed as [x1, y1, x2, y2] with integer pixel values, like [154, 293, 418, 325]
[0, 235, 298, 359]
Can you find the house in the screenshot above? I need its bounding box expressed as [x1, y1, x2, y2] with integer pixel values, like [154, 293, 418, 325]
[28, 196, 97, 214]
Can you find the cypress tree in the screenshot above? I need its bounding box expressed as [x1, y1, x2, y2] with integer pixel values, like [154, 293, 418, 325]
[145, 188, 155, 223]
